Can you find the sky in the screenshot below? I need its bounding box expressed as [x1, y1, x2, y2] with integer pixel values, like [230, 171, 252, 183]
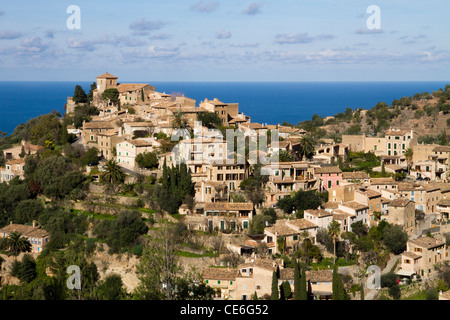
[0, 0, 449, 82]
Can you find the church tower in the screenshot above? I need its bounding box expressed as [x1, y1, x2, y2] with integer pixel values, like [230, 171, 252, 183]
[96, 72, 118, 94]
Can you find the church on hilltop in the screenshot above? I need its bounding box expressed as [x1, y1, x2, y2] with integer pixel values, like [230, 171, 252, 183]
[92, 72, 156, 107]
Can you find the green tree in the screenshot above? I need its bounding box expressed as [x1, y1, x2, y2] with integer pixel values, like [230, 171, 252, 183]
[10, 254, 37, 283]
[102, 88, 120, 106]
[298, 135, 315, 160]
[101, 159, 126, 185]
[14, 199, 44, 224]
[87, 82, 97, 103]
[96, 273, 126, 300]
[172, 109, 188, 130]
[197, 112, 222, 129]
[328, 221, 341, 265]
[299, 264, 307, 300]
[383, 224, 408, 254]
[134, 223, 178, 300]
[332, 264, 349, 300]
[293, 259, 301, 300]
[5, 232, 32, 256]
[271, 271, 279, 300]
[281, 281, 292, 300]
[404, 148, 413, 175]
[135, 151, 158, 169]
[73, 85, 88, 104]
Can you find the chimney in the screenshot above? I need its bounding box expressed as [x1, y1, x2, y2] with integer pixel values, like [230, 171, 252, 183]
[32, 220, 36, 228]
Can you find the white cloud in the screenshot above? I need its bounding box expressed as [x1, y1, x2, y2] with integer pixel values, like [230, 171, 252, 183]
[129, 18, 167, 36]
[216, 30, 231, 39]
[243, 2, 262, 15]
[275, 33, 335, 44]
[0, 30, 22, 40]
[191, 0, 220, 13]
[355, 28, 385, 35]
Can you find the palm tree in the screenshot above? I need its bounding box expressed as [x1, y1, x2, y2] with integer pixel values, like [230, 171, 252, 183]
[328, 221, 341, 265]
[171, 109, 188, 130]
[404, 148, 413, 176]
[6, 232, 32, 255]
[102, 159, 126, 184]
[298, 135, 315, 161]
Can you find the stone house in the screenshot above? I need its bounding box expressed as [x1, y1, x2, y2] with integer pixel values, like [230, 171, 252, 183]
[2, 141, 43, 160]
[116, 139, 156, 169]
[336, 201, 369, 231]
[82, 121, 115, 146]
[0, 158, 25, 183]
[341, 171, 370, 184]
[0, 221, 50, 254]
[367, 177, 398, 192]
[263, 219, 319, 255]
[385, 128, 417, 156]
[234, 258, 279, 300]
[314, 166, 342, 190]
[303, 209, 334, 230]
[386, 198, 416, 236]
[97, 130, 123, 161]
[202, 267, 239, 300]
[397, 182, 441, 214]
[199, 98, 240, 126]
[263, 162, 318, 205]
[184, 202, 254, 233]
[399, 236, 448, 278]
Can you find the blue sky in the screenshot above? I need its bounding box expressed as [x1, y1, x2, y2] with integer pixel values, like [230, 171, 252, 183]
[0, 0, 449, 81]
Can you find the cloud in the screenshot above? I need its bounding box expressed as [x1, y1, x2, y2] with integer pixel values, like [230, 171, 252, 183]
[0, 30, 22, 40]
[230, 42, 260, 48]
[274, 32, 335, 44]
[414, 34, 427, 39]
[191, 0, 220, 13]
[67, 35, 146, 51]
[17, 37, 49, 55]
[44, 29, 57, 39]
[216, 30, 231, 39]
[67, 38, 97, 51]
[129, 18, 167, 36]
[355, 28, 384, 35]
[114, 36, 146, 47]
[243, 2, 262, 15]
[149, 33, 173, 40]
[0, 10, 4, 16]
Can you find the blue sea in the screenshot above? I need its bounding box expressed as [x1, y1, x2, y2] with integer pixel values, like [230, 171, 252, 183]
[0, 81, 449, 135]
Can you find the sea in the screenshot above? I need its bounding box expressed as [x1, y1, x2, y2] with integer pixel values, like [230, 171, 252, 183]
[0, 81, 449, 135]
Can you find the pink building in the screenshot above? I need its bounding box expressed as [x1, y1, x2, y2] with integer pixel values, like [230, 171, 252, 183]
[314, 166, 342, 191]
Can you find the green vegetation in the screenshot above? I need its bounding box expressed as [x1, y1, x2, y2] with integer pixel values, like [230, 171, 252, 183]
[155, 160, 195, 215]
[277, 189, 326, 215]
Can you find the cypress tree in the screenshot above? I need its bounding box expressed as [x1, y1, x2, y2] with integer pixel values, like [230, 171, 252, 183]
[271, 271, 279, 300]
[73, 85, 88, 104]
[360, 281, 365, 300]
[299, 264, 307, 300]
[293, 259, 301, 300]
[307, 279, 314, 301]
[332, 264, 349, 300]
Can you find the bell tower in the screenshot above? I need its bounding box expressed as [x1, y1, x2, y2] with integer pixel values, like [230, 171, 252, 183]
[96, 72, 118, 94]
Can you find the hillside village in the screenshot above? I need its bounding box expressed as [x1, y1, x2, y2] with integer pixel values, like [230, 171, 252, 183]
[2, 73, 450, 300]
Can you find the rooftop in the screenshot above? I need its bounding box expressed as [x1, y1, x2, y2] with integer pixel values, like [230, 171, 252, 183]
[410, 236, 445, 249]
